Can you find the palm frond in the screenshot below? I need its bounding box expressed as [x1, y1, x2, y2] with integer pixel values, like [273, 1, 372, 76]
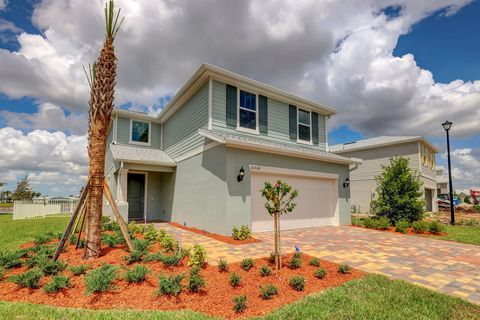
[105, 0, 124, 40]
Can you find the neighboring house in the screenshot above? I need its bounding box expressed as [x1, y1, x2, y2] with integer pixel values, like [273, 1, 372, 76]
[436, 166, 448, 195]
[103, 63, 359, 235]
[330, 136, 439, 213]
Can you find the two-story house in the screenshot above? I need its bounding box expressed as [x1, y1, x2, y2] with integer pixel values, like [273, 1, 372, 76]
[330, 136, 439, 214]
[104, 64, 359, 235]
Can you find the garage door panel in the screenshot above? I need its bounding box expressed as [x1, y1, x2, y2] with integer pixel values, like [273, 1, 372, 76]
[251, 172, 338, 232]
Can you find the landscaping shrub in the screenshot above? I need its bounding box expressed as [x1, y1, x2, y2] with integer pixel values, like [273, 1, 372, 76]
[142, 224, 160, 242]
[69, 234, 78, 245]
[101, 216, 115, 231]
[412, 220, 429, 233]
[124, 239, 150, 264]
[69, 264, 90, 276]
[190, 265, 201, 276]
[233, 295, 247, 313]
[309, 258, 320, 267]
[376, 217, 391, 230]
[315, 267, 327, 279]
[0, 250, 23, 269]
[260, 284, 278, 300]
[240, 258, 254, 271]
[269, 252, 276, 264]
[338, 264, 352, 274]
[362, 217, 377, 229]
[218, 259, 228, 272]
[33, 232, 54, 246]
[187, 245, 207, 267]
[232, 225, 252, 240]
[374, 157, 424, 223]
[157, 273, 184, 296]
[293, 251, 302, 259]
[128, 221, 145, 235]
[259, 265, 272, 277]
[187, 270, 205, 292]
[161, 233, 178, 252]
[428, 221, 446, 235]
[159, 251, 186, 266]
[9, 268, 43, 289]
[0, 267, 4, 279]
[84, 264, 119, 294]
[395, 219, 410, 234]
[102, 233, 121, 248]
[229, 272, 241, 287]
[289, 257, 302, 269]
[125, 265, 149, 283]
[43, 275, 71, 293]
[27, 254, 67, 275]
[289, 275, 305, 291]
[30, 244, 55, 255]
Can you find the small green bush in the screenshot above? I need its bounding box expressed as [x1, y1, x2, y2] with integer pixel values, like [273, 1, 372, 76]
[338, 264, 352, 274]
[240, 258, 254, 271]
[289, 257, 302, 269]
[69, 234, 78, 245]
[315, 267, 327, 279]
[293, 251, 302, 259]
[157, 273, 184, 296]
[0, 267, 5, 279]
[229, 272, 241, 287]
[428, 221, 446, 235]
[0, 250, 23, 269]
[268, 252, 276, 264]
[9, 268, 43, 288]
[128, 221, 145, 235]
[187, 245, 207, 267]
[232, 225, 252, 240]
[84, 264, 119, 294]
[102, 216, 115, 231]
[102, 233, 121, 248]
[260, 283, 278, 300]
[309, 258, 320, 267]
[363, 217, 377, 229]
[30, 244, 55, 255]
[43, 275, 71, 293]
[142, 224, 159, 242]
[124, 250, 144, 264]
[412, 220, 429, 233]
[233, 295, 247, 313]
[259, 265, 272, 277]
[190, 265, 201, 276]
[376, 217, 391, 230]
[161, 233, 178, 252]
[125, 265, 149, 283]
[218, 259, 228, 272]
[289, 275, 305, 291]
[395, 219, 410, 234]
[33, 233, 54, 246]
[187, 272, 205, 292]
[133, 239, 150, 253]
[27, 254, 67, 275]
[159, 251, 186, 266]
[69, 264, 90, 276]
[124, 239, 150, 264]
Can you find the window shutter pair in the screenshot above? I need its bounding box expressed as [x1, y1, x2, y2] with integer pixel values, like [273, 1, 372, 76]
[312, 112, 319, 145]
[259, 95, 268, 135]
[226, 85, 268, 134]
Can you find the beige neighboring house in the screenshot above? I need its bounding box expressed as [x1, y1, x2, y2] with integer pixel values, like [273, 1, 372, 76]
[330, 136, 439, 213]
[436, 166, 449, 195]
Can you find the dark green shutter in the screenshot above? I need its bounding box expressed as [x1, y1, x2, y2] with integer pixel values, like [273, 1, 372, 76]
[289, 105, 297, 140]
[259, 95, 268, 135]
[226, 85, 237, 127]
[312, 112, 319, 145]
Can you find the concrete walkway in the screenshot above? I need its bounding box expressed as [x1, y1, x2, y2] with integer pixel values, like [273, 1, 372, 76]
[158, 224, 480, 304]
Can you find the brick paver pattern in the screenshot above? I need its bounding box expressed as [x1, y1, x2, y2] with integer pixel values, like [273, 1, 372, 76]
[156, 224, 480, 304]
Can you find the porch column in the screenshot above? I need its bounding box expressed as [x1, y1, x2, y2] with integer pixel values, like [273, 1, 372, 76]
[117, 168, 128, 203]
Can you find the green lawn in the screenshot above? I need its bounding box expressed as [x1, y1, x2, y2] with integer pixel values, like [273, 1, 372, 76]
[0, 275, 479, 319]
[0, 213, 70, 250]
[431, 225, 480, 246]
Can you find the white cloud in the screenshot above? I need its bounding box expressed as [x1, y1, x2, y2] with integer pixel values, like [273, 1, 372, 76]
[444, 148, 480, 190]
[0, 0, 7, 11]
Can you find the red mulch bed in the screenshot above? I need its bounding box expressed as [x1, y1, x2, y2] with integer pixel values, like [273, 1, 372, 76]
[169, 222, 262, 245]
[350, 225, 448, 237]
[0, 240, 364, 319]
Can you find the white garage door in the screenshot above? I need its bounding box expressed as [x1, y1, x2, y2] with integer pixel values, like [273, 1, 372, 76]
[250, 166, 339, 232]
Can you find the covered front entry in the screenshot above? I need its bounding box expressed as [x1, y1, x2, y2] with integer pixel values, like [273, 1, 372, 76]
[127, 172, 146, 221]
[249, 166, 339, 232]
[425, 188, 433, 212]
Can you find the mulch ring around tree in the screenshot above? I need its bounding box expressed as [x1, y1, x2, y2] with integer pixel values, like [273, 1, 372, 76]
[169, 222, 262, 245]
[0, 240, 364, 319]
[350, 225, 448, 237]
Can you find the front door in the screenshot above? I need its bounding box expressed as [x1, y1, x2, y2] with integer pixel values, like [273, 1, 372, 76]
[127, 173, 145, 221]
[425, 188, 433, 212]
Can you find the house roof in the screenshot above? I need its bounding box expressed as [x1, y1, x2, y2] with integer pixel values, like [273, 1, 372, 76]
[198, 128, 360, 165]
[329, 136, 439, 154]
[110, 144, 176, 166]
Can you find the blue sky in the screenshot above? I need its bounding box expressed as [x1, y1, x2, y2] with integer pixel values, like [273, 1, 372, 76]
[0, 0, 478, 195]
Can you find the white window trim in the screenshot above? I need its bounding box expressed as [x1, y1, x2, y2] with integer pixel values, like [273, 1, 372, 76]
[236, 88, 259, 135]
[129, 119, 152, 146]
[297, 108, 313, 145]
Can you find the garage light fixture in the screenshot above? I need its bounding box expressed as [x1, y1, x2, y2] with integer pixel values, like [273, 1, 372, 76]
[343, 177, 350, 188]
[237, 166, 245, 182]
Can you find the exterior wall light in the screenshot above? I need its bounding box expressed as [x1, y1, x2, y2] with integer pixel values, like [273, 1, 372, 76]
[343, 177, 350, 188]
[237, 166, 245, 182]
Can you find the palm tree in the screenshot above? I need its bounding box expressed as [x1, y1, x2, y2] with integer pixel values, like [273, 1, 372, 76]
[83, 0, 123, 259]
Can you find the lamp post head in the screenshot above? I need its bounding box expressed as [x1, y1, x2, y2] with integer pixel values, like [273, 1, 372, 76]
[442, 120, 453, 131]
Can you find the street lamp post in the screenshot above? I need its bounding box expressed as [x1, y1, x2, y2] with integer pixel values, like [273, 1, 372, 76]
[442, 120, 455, 225]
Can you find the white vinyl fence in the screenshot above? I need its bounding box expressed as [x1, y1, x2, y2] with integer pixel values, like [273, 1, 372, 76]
[13, 200, 78, 220]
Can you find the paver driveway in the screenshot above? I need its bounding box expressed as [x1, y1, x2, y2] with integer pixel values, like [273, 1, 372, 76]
[159, 224, 480, 304]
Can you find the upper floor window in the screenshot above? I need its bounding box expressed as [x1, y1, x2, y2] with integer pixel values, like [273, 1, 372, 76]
[238, 90, 257, 131]
[297, 109, 311, 142]
[130, 120, 150, 145]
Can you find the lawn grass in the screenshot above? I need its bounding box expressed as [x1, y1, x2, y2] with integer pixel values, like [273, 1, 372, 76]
[0, 275, 478, 319]
[0, 203, 13, 207]
[0, 213, 70, 250]
[430, 225, 480, 246]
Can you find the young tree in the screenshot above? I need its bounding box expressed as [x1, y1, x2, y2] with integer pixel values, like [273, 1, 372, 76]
[260, 180, 298, 270]
[83, 0, 124, 259]
[374, 157, 424, 223]
[12, 175, 34, 201]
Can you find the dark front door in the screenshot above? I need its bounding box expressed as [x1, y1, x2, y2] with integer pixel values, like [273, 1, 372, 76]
[128, 173, 145, 221]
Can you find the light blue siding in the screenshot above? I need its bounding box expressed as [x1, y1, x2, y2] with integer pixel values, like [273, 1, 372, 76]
[163, 82, 209, 159]
[211, 79, 327, 150]
[116, 116, 161, 149]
